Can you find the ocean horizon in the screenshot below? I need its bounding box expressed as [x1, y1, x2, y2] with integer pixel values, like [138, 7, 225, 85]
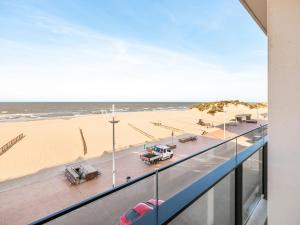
[0, 102, 197, 122]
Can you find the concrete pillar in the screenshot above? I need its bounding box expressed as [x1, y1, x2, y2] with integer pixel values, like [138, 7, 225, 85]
[268, 0, 300, 224]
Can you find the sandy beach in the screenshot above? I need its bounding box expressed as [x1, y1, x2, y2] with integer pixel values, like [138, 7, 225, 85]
[0, 105, 267, 181]
[0, 104, 268, 225]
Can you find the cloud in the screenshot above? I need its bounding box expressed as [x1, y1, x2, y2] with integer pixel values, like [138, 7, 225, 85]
[0, 4, 267, 102]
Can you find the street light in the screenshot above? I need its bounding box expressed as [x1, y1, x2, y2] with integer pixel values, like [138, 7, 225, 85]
[223, 110, 227, 140]
[109, 104, 119, 188]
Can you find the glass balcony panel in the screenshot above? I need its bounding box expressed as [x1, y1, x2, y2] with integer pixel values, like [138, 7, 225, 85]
[243, 149, 263, 223]
[262, 125, 268, 137]
[169, 171, 235, 225]
[237, 127, 264, 154]
[158, 140, 236, 201]
[44, 174, 157, 225]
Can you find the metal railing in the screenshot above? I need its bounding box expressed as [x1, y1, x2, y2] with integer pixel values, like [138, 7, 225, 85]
[30, 125, 268, 225]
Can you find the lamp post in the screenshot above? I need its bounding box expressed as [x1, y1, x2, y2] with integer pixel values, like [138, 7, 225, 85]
[223, 111, 227, 140]
[109, 104, 119, 188]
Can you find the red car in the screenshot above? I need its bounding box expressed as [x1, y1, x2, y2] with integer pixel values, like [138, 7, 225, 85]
[119, 199, 164, 225]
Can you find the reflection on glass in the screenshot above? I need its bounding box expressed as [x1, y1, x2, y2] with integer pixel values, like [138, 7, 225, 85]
[169, 171, 235, 225]
[158, 140, 236, 201]
[243, 149, 263, 223]
[46, 175, 156, 225]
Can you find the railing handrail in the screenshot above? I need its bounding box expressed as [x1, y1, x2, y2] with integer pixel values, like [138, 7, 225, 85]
[133, 137, 268, 225]
[29, 124, 267, 225]
[158, 124, 267, 173]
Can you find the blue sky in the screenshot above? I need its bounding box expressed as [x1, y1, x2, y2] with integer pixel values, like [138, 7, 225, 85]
[0, 0, 267, 102]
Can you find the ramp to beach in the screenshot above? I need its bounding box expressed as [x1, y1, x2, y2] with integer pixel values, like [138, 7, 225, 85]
[0, 133, 25, 157]
[128, 123, 156, 141]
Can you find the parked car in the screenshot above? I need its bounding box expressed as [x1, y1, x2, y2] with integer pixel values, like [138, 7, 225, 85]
[119, 199, 164, 225]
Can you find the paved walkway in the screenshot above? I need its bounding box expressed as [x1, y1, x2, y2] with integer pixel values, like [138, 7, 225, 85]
[0, 122, 264, 225]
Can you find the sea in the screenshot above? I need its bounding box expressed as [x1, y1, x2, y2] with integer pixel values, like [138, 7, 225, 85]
[0, 102, 196, 122]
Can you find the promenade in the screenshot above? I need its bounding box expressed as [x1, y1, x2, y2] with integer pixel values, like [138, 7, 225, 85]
[0, 122, 263, 225]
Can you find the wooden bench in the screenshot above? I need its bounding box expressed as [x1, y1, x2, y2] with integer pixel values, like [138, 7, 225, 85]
[179, 136, 198, 143]
[65, 164, 100, 185]
[65, 166, 81, 185]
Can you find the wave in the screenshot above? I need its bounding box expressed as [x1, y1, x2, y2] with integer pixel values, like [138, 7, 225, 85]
[0, 103, 194, 122]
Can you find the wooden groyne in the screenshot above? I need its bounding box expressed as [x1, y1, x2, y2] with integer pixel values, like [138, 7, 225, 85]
[128, 123, 156, 141]
[0, 133, 25, 156]
[79, 128, 87, 155]
[150, 121, 184, 133]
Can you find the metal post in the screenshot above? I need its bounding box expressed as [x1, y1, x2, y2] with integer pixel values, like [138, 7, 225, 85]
[109, 105, 119, 188]
[235, 164, 243, 225]
[207, 188, 214, 225]
[223, 112, 226, 140]
[156, 169, 159, 225]
[112, 116, 116, 187]
[235, 137, 238, 163]
[262, 143, 268, 200]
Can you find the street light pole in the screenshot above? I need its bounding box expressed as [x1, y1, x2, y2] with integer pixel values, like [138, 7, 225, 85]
[109, 104, 119, 188]
[223, 111, 226, 140]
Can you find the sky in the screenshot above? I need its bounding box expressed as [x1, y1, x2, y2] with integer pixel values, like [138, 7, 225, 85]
[0, 0, 267, 102]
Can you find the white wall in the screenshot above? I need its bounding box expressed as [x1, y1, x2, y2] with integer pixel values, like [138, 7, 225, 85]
[268, 0, 300, 224]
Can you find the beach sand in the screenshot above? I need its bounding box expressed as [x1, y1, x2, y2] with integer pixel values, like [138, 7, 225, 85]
[0, 106, 267, 181]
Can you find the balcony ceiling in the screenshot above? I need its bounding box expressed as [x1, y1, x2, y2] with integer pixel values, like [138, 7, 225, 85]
[240, 0, 267, 34]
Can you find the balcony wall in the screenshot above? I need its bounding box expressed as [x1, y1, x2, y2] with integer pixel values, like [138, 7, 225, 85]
[268, 0, 300, 224]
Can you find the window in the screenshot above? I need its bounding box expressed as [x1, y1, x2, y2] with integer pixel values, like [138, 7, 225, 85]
[125, 209, 140, 222]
